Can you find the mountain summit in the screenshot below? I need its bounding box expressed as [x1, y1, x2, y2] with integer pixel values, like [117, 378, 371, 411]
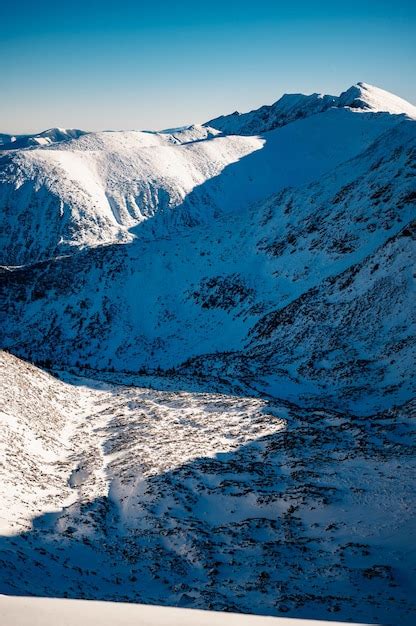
[204, 82, 416, 135]
[338, 81, 416, 116]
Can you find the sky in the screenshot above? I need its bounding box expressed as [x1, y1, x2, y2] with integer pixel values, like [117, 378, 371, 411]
[1, 0, 415, 133]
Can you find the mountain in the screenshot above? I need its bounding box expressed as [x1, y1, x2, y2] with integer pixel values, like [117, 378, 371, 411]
[337, 82, 416, 116]
[204, 92, 337, 136]
[0, 128, 87, 151]
[0, 101, 409, 266]
[1, 82, 415, 624]
[204, 82, 416, 135]
[1, 87, 415, 413]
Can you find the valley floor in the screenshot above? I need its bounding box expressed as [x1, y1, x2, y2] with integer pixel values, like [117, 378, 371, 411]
[0, 352, 415, 625]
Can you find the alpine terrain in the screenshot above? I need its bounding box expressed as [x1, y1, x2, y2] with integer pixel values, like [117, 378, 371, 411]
[1, 82, 415, 625]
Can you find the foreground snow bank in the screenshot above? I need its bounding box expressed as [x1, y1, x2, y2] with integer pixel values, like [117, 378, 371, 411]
[0, 596, 374, 626]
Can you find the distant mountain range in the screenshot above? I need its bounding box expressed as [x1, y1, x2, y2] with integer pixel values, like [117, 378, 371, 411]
[0, 127, 87, 151]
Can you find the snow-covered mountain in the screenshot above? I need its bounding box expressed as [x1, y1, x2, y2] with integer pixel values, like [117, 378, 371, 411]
[2, 84, 415, 269]
[0, 127, 87, 151]
[337, 82, 416, 116]
[2, 107, 404, 266]
[1, 84, 415, 412]
[1, 82, 415, 624]
[205, 82, 416, 135]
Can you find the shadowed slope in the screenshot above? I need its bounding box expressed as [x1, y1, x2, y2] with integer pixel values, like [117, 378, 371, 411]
[0, 354, 414, 624]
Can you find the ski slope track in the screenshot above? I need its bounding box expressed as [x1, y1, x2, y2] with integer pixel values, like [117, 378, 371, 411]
[1, 82, 416, 624]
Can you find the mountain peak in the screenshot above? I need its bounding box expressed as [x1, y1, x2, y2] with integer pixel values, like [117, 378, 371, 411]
[332, 82, 416, 117]
[204, 82, 416, 136]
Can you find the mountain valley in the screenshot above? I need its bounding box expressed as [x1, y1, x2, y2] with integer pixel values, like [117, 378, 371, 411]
[1, 82, 415, 624]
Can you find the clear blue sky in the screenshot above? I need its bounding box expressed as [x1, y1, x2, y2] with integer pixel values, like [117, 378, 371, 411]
[1, 0, 415, 133]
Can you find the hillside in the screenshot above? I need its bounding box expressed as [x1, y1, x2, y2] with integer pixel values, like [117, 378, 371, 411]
[1, 84, 414, 267]
[1, 351, 415, 624]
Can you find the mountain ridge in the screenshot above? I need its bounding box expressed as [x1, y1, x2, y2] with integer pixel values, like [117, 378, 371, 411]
[204, 82, 416, 135]
[0, 97, 410, 267]
[1, 110, 414, 413]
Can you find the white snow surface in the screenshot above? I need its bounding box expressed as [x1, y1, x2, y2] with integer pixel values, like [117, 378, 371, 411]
[0, 596, 374, 626]
[338, 82, 416, 117]
[1, 84, 414, 266]
[0, 351, 284, 537]
[1, 107, 415, 413]
[0, 351, 414, 624]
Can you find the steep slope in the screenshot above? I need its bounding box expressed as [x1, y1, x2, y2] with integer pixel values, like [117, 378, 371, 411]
[0, 351, 84, 534]
[186, 219, 415, 414]
[0, 128, 262, 264]
[205, 82, 416, 135]
[179, 121, 416, 413]
[1, 352, 415, 624]
[338, 82, 416, 116]
[1, 117, 415, 412]
[0, 104, 407, 266]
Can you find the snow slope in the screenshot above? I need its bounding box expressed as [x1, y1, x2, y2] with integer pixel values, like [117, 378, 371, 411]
[0, 351, 414, 624]
[0, 89, 411, 266]
[338, 82, 416, 117]
[205, 93, 338, 135]
[205, 82, 416, 135]
[0, 596, 374, 626]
